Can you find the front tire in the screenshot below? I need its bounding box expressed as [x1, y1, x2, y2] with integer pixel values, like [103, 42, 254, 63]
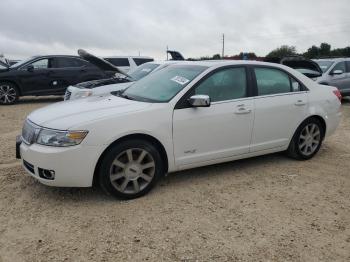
[0, 82, 19, 105]
[98, 139, 164, 199]
[287, 118, 324, 160]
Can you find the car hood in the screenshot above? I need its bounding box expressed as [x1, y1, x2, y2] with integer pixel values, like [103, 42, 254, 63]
[75, 77, 131, 89]
[167, 50, 185, 60]
[78, 49, 130, 77]
[28, 95, 152, 130]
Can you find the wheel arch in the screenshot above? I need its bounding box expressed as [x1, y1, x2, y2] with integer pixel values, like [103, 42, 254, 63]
[0, 80, 22, 95]
[292, 115, 327, 142]
[92, 133, 169, 186]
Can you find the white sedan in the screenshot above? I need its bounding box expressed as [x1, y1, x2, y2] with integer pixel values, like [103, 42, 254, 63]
[18, 61, 342, 199]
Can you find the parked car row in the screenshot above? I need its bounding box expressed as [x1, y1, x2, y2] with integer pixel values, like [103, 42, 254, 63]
[314, 58, 350, 96]
[3, 49, 349, 106]
[16, 58, 342, 199]
[0, 53, 153, 105]
[65, 53, 326, 103]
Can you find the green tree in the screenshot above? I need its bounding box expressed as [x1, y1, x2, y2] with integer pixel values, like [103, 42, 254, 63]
[304, 45, 319, 58]
[319, 43, 331, 57]
[266, 45, 297, 58]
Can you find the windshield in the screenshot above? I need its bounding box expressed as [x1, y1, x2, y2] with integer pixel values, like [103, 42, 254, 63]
[120, 65, 207, 102]
[10, 56, 37, 68]
[128, 63, 160, 81]
[315, 60, 334, 73]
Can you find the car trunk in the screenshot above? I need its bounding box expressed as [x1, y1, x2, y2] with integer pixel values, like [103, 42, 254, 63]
[264, 56, 323, 78]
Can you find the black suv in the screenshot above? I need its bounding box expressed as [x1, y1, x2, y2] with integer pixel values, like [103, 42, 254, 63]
[0, 55, 114, 105]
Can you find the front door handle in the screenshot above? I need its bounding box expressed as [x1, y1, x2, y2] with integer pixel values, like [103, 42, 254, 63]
[235, 105, 252, 114]
[295, 100, 306, 106]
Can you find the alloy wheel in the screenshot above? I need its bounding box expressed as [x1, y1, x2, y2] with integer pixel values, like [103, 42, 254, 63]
[298, 123, 321, 156]
[0, 84, 17, 104]
[109, 148, 155, 194]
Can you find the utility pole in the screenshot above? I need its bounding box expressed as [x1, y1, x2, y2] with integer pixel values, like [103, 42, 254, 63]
[222, 34, 225, 59]
[166, 45, 169, 60]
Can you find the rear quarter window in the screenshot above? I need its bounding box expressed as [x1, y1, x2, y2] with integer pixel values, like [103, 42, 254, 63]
[54, 57, 86, 68]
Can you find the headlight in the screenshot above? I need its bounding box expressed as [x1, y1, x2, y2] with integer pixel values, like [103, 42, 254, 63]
[74, 90, 93, 99]
[36, 129, 88, 147]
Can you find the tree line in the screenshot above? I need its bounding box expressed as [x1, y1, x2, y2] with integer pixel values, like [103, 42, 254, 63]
[188, 43, 350, 60]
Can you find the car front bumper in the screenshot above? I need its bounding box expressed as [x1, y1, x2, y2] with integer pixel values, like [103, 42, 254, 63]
[19, 142, 103, 187]
[16, 135, 21, 159]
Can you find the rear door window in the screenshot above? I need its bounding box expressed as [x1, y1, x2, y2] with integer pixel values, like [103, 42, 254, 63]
[105, 58, 130, 67]
[53, 57, 86, 68]
[254, 67, 296, 95]
[345, 61, 350, 73]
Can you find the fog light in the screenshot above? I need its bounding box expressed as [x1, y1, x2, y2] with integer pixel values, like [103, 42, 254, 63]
[38, 168, 55, 180]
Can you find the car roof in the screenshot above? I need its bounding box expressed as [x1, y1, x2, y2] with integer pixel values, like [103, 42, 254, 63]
[148, 60, 181, 65]
[103, 56, 153, 59]
[159, 60, 291, 68]
[314, 58, 350, 62]
[28, 55, 83, 59]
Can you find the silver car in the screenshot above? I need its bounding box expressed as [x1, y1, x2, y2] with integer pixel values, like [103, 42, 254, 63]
[314, 58, 350, 96]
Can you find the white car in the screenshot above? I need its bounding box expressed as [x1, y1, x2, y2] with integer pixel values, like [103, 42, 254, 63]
[66, 61, 179, 101]
[103, 56, 153, 73]
[17, 61, 342, 199]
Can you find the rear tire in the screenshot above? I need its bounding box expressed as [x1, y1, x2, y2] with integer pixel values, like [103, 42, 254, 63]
[0, 82, 19, 105]
[287, 118, 324, 160]
[98, 139, 164, 199]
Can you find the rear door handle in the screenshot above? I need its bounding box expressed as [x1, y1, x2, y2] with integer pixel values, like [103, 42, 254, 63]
[295, 100, 306, 106]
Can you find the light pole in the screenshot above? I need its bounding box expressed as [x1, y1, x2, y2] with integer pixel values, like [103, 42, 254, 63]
[222, 34, 225, 59]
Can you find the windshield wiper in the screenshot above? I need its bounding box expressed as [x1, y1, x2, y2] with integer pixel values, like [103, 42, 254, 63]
[111, 90, 135, 101]
[120, 93, 135, 100]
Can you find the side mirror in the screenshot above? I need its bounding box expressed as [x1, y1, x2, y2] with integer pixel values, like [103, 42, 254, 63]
[26, 65, 34, 72]
[331, 70, 343, 75]
[188, 95, 210, 107]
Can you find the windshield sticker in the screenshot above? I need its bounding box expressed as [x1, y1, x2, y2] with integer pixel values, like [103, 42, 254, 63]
[171, 76, 190, 85]
[141, 68, 152, 72]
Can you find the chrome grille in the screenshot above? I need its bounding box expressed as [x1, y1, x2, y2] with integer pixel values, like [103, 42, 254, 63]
[21, 120, 39, 145]
[64, 90, 71, 100]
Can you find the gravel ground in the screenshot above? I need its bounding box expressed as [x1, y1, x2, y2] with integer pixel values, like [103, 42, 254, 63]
[0, 97, 349, 262]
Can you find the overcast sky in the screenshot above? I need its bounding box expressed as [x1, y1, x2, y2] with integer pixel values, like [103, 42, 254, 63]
[0, 0, 349, 60]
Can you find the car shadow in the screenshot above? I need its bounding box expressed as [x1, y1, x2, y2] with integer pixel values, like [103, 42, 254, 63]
[17, 96, 63, 104]
[33, 152, 288, 203]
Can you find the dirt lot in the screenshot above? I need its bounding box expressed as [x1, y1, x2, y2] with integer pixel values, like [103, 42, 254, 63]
[0, 97, 349, 262]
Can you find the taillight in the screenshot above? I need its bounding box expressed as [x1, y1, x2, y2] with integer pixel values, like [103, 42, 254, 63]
[333, 89, 342, 102]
